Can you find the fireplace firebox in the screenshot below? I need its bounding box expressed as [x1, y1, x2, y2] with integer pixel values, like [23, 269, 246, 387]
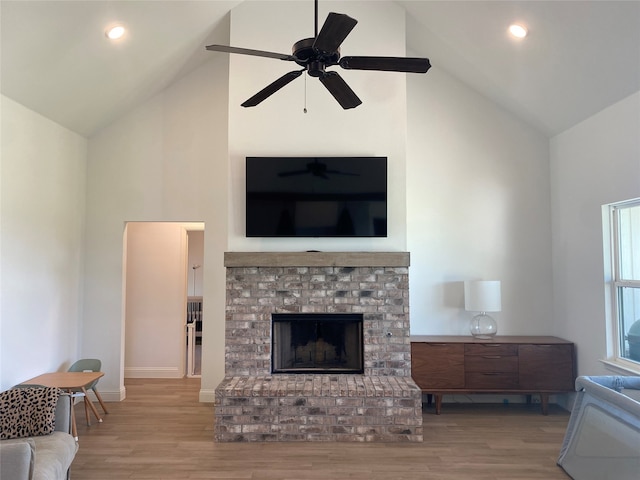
[272, 313, 364, 374]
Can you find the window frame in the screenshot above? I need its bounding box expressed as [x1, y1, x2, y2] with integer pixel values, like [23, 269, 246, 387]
[604, 198, 640, 373]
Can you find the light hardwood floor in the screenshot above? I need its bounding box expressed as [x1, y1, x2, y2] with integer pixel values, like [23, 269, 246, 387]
[71, 378, 571, 479]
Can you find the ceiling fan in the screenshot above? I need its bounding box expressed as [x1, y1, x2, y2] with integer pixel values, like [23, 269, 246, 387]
[278, 159, 359, 180]
[205, 0, 431, 109]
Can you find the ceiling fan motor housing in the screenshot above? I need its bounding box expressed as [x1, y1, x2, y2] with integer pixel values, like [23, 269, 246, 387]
[293, 38, 340, 77]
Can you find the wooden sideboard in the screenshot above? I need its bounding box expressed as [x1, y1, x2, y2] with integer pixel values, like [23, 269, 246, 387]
[411, 336, 576, 414]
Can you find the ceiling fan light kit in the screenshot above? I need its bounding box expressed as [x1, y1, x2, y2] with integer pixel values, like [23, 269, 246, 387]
[206, 1, 431, 109]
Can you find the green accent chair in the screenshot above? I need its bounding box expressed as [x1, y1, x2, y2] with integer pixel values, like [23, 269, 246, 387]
[68, 359, 109, 425]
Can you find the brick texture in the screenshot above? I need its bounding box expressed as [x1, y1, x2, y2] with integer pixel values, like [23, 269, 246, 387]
[214, 375, 423, 442]
[217, 254, 422, 442]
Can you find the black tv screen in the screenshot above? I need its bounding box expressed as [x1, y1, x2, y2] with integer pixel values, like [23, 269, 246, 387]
[246, 157, 387, 237]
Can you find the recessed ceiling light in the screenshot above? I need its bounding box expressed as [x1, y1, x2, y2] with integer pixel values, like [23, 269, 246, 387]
[105, 25, 126, 40]
[508, 24, 528, 39]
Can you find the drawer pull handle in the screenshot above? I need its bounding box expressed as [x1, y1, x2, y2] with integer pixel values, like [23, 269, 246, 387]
[482, 355, 503, 359]
[482, 373, 502, 376]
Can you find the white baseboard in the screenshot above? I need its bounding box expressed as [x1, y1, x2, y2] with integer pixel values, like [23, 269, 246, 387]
[124, 367, 183, 378]
[75, 386, 126, 403]
[78, 374, 214, 404]
[199, 388, 216, 403]
[434, 393, 569, 406]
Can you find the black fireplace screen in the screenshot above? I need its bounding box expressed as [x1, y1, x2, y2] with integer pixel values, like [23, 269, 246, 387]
[272, 313, 364, 374]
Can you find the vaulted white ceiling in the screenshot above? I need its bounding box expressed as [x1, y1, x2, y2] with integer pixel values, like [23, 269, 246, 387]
[2, 1, 639, 138]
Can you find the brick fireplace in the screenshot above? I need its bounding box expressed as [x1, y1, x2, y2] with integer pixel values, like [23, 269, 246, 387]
[215, 252, 423, 442]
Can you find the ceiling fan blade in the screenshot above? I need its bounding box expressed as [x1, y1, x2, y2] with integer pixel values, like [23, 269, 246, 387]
[339, 56, 431, 73]
[318, 72, 362, 109]
[241, 70, 304, 107]
[313, 12, 358, 53]
[206, 44, 295, 61]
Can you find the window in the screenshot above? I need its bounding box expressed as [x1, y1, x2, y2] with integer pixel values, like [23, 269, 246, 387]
[608, 199, 640, 368]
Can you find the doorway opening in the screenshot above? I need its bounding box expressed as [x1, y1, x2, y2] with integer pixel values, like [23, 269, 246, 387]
[123, 222, 204, 380]
[186, 228, 204, 377]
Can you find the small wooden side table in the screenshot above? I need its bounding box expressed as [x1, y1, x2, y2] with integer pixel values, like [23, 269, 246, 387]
[22, 371, 105, 439]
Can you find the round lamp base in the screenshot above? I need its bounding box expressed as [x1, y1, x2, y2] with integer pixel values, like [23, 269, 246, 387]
[470, 313, 498, 339]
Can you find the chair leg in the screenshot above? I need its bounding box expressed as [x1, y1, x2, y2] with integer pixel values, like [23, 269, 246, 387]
[92, 387, 109, 414]
[83, 396, 91, 426]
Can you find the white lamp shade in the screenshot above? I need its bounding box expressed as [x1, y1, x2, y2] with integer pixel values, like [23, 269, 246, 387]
[464, 280, 501, 312]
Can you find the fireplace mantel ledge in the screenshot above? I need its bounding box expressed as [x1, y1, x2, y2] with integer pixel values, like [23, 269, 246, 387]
[224, 251, 410, 268]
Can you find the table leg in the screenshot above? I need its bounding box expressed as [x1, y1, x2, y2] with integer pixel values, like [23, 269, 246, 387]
[65, 390, 79, 441]
[93, 389, 109, 415]
[71, 403, 78, 441]
[81, 387, 103, 423]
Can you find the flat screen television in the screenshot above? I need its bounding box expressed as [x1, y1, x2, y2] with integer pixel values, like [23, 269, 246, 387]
[246, 156, 387, 237]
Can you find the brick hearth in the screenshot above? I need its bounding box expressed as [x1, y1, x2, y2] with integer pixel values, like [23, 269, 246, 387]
[215, 252, 423, 442]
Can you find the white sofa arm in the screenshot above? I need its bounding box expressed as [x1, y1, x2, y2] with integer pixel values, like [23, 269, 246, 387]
[0, 438, 35, 480]
[54, 393, 72, 434]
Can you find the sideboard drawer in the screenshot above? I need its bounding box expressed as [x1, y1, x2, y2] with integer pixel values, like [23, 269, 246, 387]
[465, 344, 518, 356]
[466, 372, 519, 389]
[465, 354, 518, 373]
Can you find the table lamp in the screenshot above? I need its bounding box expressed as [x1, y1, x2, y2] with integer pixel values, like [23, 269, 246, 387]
[464, 280, 501, 338]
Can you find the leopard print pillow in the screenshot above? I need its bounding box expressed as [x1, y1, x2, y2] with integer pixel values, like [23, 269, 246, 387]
[0, 386, 61, 439]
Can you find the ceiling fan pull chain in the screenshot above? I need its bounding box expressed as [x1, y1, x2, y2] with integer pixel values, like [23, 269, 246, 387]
[304, 73, 308, 113]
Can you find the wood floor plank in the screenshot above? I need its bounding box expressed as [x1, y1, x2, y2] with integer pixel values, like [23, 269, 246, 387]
[71, 378, 571, 479]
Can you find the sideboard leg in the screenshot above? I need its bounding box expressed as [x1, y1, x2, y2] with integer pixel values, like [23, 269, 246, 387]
[435, 394, 442, 415]
[540, 393, 549, 415]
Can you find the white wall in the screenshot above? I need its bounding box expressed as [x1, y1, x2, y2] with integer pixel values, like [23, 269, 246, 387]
[228, 1, 409, 252]
[83, 56, 229, 401]
[0, 95, 87, 391]
[124, 222, 188, 378]
[550, 91, 640, 376]
[407, 69, 553, 336]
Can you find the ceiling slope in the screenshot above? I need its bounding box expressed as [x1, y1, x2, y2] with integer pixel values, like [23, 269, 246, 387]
[1, 1, 639, 138]
[400, 0, 640, 136]
[1, 0, 241, 137]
